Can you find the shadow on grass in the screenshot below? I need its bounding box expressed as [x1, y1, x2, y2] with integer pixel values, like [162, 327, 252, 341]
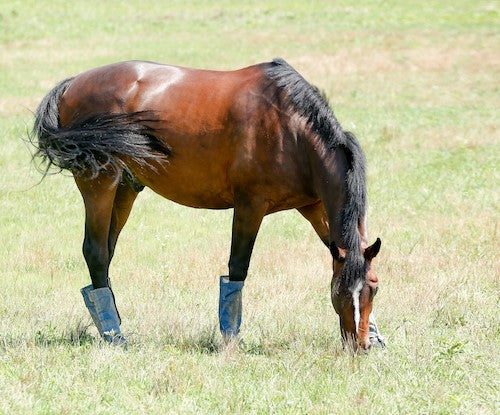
[0, 321, 96, 350]
[157, 326, 221, 354]
[240, 326, 346, 357]
[144, 325, 349, 357]
[149, 327, 346, 357]
[1, 323, 346, 356]
[151, 326, 336, 356]
[34, 320, 96, 347]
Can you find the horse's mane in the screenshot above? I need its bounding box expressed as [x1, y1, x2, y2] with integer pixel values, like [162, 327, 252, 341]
[265, 58, 367, 291]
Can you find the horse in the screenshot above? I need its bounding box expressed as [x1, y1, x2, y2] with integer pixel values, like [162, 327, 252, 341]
[31, 58, 385, 351]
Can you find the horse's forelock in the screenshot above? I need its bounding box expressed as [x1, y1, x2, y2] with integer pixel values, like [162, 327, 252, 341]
[342, 250, 368, 293]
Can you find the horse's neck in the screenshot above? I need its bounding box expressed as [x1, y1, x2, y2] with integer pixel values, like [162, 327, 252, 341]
[300, 132, 368, 252]
[301, 137, 345, 246]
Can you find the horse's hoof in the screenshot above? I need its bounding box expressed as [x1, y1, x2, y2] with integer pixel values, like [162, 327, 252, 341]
[370, 334, 387, 349]
[104, 334, 128, 349]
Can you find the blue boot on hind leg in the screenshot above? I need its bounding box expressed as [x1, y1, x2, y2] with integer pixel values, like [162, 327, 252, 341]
[81, 285, 127, 347]
[218, 276, 244, 342]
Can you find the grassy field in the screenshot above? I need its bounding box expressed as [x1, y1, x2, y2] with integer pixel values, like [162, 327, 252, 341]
[0, 0, 499, 413]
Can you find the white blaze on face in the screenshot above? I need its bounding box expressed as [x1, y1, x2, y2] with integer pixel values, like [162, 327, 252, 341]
[352, 281, 363, 332]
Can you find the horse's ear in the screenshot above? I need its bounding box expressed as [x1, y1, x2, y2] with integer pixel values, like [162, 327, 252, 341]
[364, 238, 381, 261]
[330, 240, 341, 261]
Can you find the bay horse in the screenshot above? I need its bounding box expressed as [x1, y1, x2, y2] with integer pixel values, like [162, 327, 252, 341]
[31, 58, 385, 351]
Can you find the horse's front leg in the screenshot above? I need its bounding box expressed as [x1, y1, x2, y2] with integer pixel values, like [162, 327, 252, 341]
[219, 198, 266, 342]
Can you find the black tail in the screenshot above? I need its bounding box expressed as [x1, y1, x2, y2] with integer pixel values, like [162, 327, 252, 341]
[31, 78, 170, 178]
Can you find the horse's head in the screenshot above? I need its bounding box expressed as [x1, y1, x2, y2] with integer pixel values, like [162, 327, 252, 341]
[330, 238, 381, 352]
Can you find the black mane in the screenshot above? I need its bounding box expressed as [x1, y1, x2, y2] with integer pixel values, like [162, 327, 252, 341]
[265, 58, 367, 290]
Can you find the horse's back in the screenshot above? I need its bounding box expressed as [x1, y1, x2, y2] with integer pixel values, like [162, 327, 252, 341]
[59, 60, 266, 125]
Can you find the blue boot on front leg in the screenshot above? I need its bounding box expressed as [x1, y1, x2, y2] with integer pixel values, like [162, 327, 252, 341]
[368, 313, 386, 348]
[219, 276, 244, 342]
[81, 285, 127, 347]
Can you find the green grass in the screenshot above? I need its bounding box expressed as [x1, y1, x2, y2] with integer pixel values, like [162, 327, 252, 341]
[0, 0, 499, 413]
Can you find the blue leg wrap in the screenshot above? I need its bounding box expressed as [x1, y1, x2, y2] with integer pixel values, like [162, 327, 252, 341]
[82, 285, 126, 346]
[219, 276, 244, 339]
[81, 285, 103, 335]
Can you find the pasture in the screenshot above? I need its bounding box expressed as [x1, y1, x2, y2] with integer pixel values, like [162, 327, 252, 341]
[0, 0, 498, 413]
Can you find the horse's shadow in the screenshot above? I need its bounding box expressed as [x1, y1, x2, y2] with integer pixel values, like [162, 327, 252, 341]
[0, 321, 96, 349]
[2, 323, 339, 356]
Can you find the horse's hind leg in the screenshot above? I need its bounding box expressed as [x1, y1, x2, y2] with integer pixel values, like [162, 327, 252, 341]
[76, 175, 117, 289]
[108, 180, 139, 263]
[76, 173, 128, 345]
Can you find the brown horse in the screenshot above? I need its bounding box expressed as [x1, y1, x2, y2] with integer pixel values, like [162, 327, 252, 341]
[32, 58, 384, 351]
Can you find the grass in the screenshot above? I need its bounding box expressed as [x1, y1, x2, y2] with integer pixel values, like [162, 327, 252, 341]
[0, 0, 499, 413]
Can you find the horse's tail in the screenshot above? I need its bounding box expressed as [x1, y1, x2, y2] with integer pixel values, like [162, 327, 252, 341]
[31, 78, 170, 179]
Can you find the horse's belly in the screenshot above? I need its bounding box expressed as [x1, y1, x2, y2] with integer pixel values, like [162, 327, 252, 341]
[128, 150, 234, 209]
[147, 178, 234, 210]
